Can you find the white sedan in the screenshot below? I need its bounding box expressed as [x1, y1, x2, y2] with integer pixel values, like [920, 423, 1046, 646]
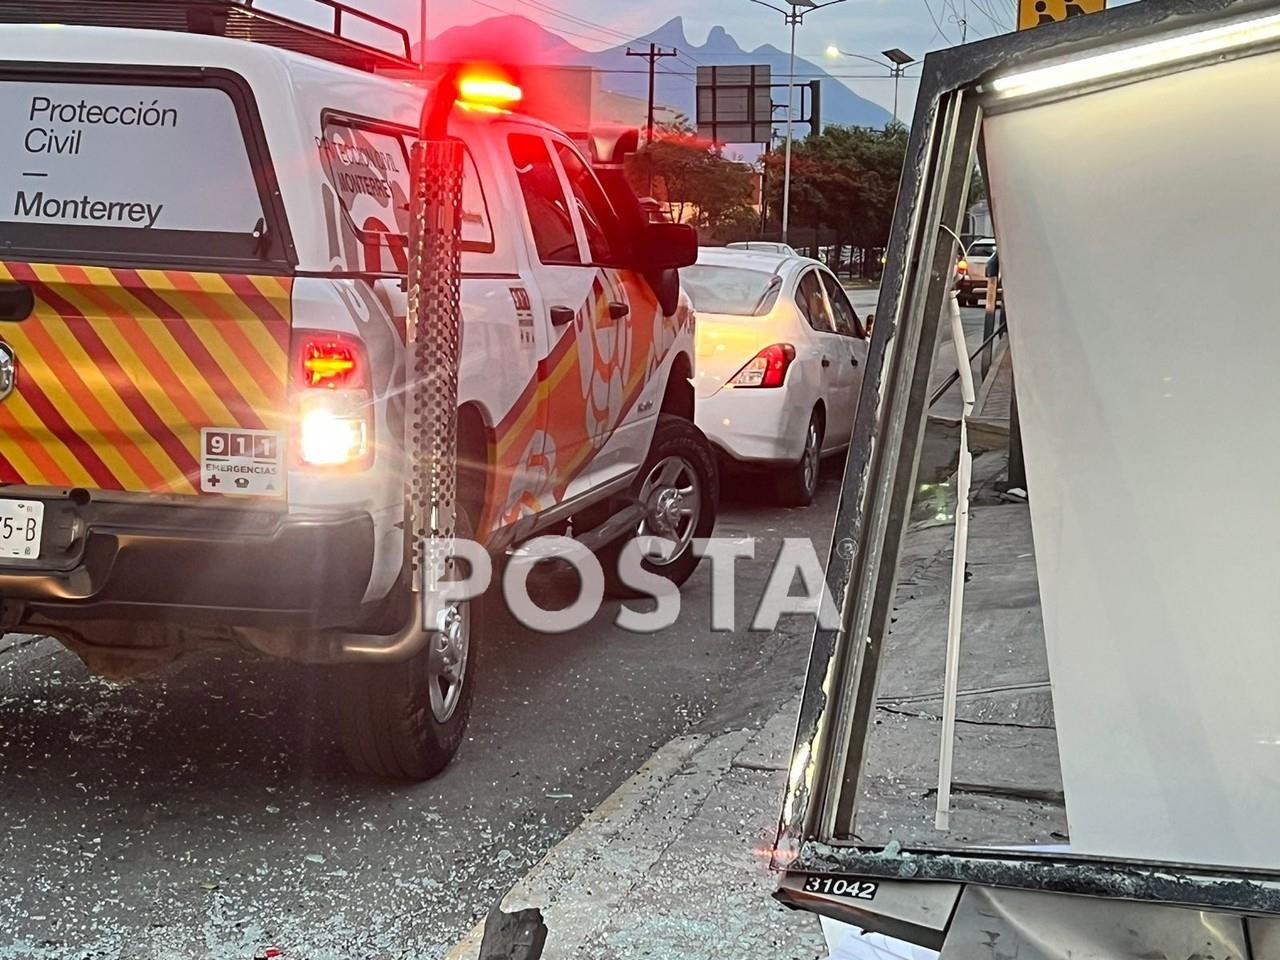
[685, 247, 869, 506]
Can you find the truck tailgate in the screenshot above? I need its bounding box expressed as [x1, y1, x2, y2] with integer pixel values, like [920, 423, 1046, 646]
[0, 261, 291, 498]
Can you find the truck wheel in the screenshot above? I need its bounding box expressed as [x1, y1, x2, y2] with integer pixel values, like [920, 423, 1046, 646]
[336, 508, 480, 781]
[603, 415, 718, 596]
[774, 412, 823, 507]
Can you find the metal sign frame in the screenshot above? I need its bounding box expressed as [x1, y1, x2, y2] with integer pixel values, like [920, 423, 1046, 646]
[774, 0, 1280, 924]
[695, 64, 777, 144]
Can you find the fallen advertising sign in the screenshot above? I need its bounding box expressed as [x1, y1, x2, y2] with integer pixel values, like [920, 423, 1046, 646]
[775, 0, 1280, 953]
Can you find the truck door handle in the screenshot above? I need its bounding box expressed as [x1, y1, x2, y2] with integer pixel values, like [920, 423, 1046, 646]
[0, 283, 33, 322]
[550, 305, 575, 327]
[608, 301, 629, 320]
[850, 355, 859, 367]
[821, 357, 830, 368]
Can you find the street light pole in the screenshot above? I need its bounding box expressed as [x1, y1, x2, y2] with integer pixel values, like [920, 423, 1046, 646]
[419, 0, 428, 73]
[750, 0, 849, 245]
[825, 45, 916, 126]
[883, 48, 916, 125]
[782, 11, 798, 243]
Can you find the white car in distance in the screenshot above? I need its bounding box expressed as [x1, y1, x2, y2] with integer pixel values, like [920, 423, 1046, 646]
[686, 248, 869, 506]
[726, 240, 800, 256]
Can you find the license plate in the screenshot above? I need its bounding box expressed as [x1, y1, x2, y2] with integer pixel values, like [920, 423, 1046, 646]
[0, 499, 43, 559]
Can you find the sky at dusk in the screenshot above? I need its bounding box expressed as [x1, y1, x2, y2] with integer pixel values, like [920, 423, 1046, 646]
[271, 0, 1135, 116]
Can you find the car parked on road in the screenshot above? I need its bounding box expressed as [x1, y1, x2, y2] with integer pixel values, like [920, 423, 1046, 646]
[684, 247, 868, 506]
[726, 241, 800, 256]
[957, 237, 997, 306]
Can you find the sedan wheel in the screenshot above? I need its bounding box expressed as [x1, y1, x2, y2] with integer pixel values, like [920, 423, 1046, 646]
[774, 412, 823, 507]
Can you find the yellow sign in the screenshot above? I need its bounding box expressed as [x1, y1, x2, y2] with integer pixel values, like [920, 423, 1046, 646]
[1017, 0, 1106, 30]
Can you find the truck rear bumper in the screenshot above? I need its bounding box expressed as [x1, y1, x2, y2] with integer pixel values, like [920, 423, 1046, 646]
[0, 500, 375, 627]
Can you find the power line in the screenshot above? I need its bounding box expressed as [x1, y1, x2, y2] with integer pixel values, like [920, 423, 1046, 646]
[519, 0, 705, 77]
[592, 67, 925, 80]
[513, 0, 636, 43]
[970, 0, 1013, 31]
[459, 0, 687, 79]
[921, 0, 953, 44]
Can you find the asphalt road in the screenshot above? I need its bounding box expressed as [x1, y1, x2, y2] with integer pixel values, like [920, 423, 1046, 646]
[846, 286, 993, 419]
[0, 296, 989, 960]
[0, 481, 843, 959]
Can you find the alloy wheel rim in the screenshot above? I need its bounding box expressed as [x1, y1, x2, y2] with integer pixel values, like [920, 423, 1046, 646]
[803, 421, 820, 494]
[428, 602, 469, 724]
[636, 455, 700, 567]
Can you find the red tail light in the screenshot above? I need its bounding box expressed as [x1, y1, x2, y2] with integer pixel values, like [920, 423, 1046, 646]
[728, 343, 796, 388]
[296, 335, 366, 390]
[290, 331, 372, 469]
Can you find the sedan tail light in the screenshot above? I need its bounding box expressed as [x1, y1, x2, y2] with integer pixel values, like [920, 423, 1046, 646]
[728, 343, 795, 388]
[290, 331, 373, 469]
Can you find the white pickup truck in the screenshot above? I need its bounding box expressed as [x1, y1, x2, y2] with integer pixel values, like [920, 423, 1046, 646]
[0, 2, 716, 779]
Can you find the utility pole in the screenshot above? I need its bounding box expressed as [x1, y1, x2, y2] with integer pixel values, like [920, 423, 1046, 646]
[627, 43, 678, 195]
[782, 10, 798, 243]
[749, 0, 849, 244]
[419, 0, 427, 73]
[883, 48, 915, 126]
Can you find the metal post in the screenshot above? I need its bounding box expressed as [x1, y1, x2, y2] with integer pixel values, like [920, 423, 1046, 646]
[404, 136, 464, 626]
[892, 66, 901, 125]
[646, 42, 657, 146]
[823, 90, 982, 839]
[418, 0, 427, 71]
[782, 12, 798, 242]
[936, 289, 977, 831]
[336, 71, 464, 660]
[981, 279, 998, 379]
[627, 43, 678, 196]
[1007, 372, 1026, 490]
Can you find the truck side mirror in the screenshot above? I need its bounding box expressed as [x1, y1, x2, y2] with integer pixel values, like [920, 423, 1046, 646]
[643, 222, 697, 270]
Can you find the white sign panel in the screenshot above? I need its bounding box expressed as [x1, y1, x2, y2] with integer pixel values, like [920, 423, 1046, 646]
[985, 47, 1280, 870]
[0, 81, 264, 233]
[696, 65, 774, 145]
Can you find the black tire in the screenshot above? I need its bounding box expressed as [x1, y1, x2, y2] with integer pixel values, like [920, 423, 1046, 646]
[774, 411, 823, 507]
[335, 507, 481, 781]
[602, 415, 718, 597]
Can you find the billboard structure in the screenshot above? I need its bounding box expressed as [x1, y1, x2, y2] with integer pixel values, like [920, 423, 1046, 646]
[696, 65, 791, 145]
[774, 0, 1280, 952]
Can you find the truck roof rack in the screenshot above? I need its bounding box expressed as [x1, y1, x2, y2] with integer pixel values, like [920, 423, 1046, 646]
[0, 0, 416, 73]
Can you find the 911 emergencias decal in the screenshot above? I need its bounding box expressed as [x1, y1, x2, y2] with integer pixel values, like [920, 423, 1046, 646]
[201, 427, 284, 497]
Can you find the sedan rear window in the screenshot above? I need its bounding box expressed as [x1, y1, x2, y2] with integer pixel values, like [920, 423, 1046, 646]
[969, 242, 996, 258]
[682, 264, 779, 316]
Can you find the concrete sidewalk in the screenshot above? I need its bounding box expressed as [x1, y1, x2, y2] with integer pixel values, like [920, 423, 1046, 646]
[443, 341, 1036, 959]
[445, 492, 1046, 959]
[445, 698, 826, 960]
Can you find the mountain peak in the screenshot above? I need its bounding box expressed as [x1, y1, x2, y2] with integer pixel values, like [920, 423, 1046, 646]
[426, 14, 586, 64]
[643, 16, 689, 48]
[703, 25, 743, 55]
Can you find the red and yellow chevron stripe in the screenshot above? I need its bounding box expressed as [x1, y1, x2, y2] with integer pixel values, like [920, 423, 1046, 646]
[0, 261, 291, 497]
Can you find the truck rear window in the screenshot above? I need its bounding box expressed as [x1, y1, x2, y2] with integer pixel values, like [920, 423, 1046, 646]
[0, 72, 289, 269]
[317, 114, 494, 274]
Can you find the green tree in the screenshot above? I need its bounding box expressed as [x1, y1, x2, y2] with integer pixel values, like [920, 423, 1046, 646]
[761, 122, 909, 274]
[626, 131, 757, 240]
